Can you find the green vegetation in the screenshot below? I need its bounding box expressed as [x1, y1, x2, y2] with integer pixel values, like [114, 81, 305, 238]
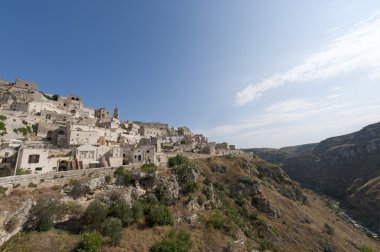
[77, 231, 102, 252]
[0, 121, 6, 131]
[168, 155, 188, 168]
[150, 229, 192, 252]
[324, 223, 335, 236]
[141, 163, 157, 173]
[0, 186, 7, 196]
[359, 245, 375, 252]
[16, 168, 31, 175]
[14, 127, 30, 136]
[206, 210, 236, 236]
[0, 115, 7, 121]
[22, 120, 28, 125]
[103, 217, 123, 246]
[113, 166, 133, 185]
[146, 205, 173, 227]
[109, 200, 143, 226]
[29, 198, 65, 231]
[105, 175, 112, 184]
[83, 200, 108, 232]
[41, 92, 59, 101]
[183, 182, 199, 194]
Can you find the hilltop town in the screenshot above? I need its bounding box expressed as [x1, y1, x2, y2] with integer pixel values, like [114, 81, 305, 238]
[0, 78, 241, 176]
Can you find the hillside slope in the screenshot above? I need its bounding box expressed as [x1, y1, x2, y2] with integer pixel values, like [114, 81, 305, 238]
[280, 122, 380, 234]
[1, 155, 379, 251]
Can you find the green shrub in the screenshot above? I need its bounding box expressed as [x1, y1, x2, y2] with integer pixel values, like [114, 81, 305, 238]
[141, 163, 157, 174]
[168, 155, 189, 168]
[124, 171, 133, 186]
[109, 199, 133, 226]
[0, 122, 6, 131]
[16, 168, 31, 175]
[114, 166, 124, 177]
[206, 210, 236, 236]
[183, 182, 199, 194]
[146, 205, 173, 227]
[0, 115, 7, 121]
[29, 198, 65, 231]
[197, 194, 207, 205]
[105, 175, 112, 184]
[22, 120, 28, 125]
[359, 246, 375, 252]
[0, 186, 7, 196]
[103, 217, 123, 246]
[324, 223, 335, 235]
[83, 200, 108, 232]
[77, 231, 102, 252]
[150, 229, 192, 252]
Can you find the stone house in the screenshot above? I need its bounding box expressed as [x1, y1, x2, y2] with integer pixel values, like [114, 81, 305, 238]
[75, 144, 122, 169]
[15, 79, 38, 91]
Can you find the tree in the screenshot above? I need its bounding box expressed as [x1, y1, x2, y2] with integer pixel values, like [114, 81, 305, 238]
[29, 198, 65, 231]
[83, 200, 108, 232]
[77, 231, 102, 252]
[103, 217, 123, 246]
[109, 199, 132, 226]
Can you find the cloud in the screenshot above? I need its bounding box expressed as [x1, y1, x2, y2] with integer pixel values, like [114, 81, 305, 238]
[235, 11, 380, 106]
[204, 98, 380, 148]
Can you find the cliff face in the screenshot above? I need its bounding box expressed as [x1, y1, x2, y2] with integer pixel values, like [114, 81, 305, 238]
[280, 122, 380, 233]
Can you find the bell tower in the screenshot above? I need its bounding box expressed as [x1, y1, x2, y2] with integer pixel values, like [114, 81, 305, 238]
[113, 106, 119, 119]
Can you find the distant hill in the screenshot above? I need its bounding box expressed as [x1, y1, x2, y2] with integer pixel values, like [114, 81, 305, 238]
[245, 143, 318, 165]
[254, 122, 380, 234]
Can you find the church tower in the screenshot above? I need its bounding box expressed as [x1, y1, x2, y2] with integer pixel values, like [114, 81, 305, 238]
[113, 106, 119, 119]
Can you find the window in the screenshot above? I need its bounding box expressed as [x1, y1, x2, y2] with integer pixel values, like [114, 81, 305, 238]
[28, 155, 40, 163]
[35, 167, 42, 171]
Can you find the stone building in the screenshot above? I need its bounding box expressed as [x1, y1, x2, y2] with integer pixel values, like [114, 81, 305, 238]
[95, 108, 111, 121]
[15, 79, 38, 91]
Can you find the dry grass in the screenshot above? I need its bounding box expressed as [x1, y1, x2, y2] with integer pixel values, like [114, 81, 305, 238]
[1, 230, 80, 252]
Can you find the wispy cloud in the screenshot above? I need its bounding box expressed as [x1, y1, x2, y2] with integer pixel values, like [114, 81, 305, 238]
[204, 98, 380, 148]
[235, 11, 380, 106]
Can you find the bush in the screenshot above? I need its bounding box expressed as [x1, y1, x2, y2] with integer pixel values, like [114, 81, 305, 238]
[16, 168, 31, 175]
[183, 182, 199, 194]
[206, 211, 236, 236]
[359, 246, 375, 252]
[22, 120, 28, 125]
[103, 217, 123, 246]
[109, 199, 133, 226]
[0, 122, 6, 131]
[83, 200, 108, 232]
[77, 231, 102, 252]
[324, 223, 335, 236]
[150, 229, 192, 252]
[114, 166, 124, 177]
[0, 186, 7, 196]
[0, 115, 7, 121]
[105, 175, 112, 184]
[29, 198, 65, 231]
[197, 194, 207, 206]
[146, 205, 173, 227]
[141, 163, 157, 174]
[5, 216, 19, 233]
[168, 155, 189, 168]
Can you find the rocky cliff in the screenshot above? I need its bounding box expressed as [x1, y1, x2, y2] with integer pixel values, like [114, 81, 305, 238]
[278, 122, 380, 234]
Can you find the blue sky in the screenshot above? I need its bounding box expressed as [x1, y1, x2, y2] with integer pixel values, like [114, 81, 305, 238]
[1, 1, 380, 148]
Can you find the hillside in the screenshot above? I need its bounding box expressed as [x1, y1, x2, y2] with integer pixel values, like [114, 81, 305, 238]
[274, 123, 380, 235]
[1, 155, 379, 252]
